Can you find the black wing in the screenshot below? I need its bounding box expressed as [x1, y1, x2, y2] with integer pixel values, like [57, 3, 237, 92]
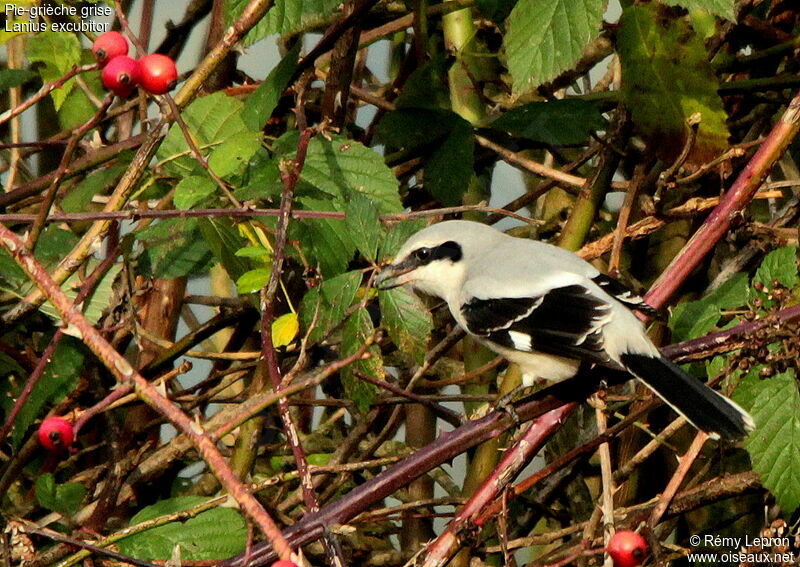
[591, 273, 659, 317]
[461, 284, 613, 365]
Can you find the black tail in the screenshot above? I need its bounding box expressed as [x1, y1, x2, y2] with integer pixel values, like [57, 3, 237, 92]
[621, 353, 754, 440]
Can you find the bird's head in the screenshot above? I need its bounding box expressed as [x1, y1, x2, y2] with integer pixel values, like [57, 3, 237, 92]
[375, 220, 504, 300]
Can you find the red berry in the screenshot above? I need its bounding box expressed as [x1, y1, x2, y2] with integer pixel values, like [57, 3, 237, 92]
[92, 31, 129, 66]
[37, 417, 75, 451]
[101, 55, 140, 98]
[607, 531, 648, 567]
[138, 54, 178, 95]
[270, 561, 297, 567]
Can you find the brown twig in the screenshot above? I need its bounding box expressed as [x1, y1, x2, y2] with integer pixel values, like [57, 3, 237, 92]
[0, 224, 294, 560]
[0, 64, 99, 127]
[418, 404, 578, 567]
[26, 95, 114, 251]
[645, 91, 800, 309]
[648, 432, 708, 527]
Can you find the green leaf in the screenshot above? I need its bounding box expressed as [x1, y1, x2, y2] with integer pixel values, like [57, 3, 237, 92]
[379, 220, 427, 263]
[198, 218, 251, 283]
[662, 0, 735, 21]
[300, 271, 362, 343]
[296, 197, 356, 277]
[118, 497, 246, 561]
[236, 268, 271, 294]
[174, 176, 217, 210]
[137, 218, 214, 279]
[669, 300, 720, 343]
[705, 272, 749, 309]
[0, 68, 36, 91]
[234, 149, 282, 201]
[754, 246, 799, 290]
[394, 58, 451, 111]
[56, 53, 105, 130]
[425, 118, 474, 205]
[298, 136, 402, 215]
[208, 131, 263, 179]
[492, 99, 608, 145]
[0, 338, 84, 449]
[26, 31, 81, 109]
[225, 0, 340, 47]
[505, 0, 606, 92]
[346, 193, 381, 262]
[379, 287, 432, 365]
[341, 307, 381, 412]
[235, 246, 272, 260]
[157, 92, 259, 178]
[61, 161, 129, 213]
[36, 226, 79, 267]
[242, 42, 301, 130]
[374, 108, 460, 150]
[35, 473, 86, 517]
[618, 4, 730, 167]
[37, 261, 123, 326]
[743, 371, 800, 514]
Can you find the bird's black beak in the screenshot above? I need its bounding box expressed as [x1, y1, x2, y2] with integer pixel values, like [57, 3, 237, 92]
[375, 259, 417, 290]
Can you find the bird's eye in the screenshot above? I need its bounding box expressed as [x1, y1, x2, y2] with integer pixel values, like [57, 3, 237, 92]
[414, 247, 431, 262]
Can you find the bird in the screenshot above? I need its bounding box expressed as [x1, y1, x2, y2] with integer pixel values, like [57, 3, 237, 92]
[375, 220, 754, 440]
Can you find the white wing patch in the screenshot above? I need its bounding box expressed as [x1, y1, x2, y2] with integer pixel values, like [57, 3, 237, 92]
[508, 330, 533, 351]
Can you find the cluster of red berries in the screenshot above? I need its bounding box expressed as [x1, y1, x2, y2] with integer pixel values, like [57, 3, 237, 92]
[93, 31, 178, 98]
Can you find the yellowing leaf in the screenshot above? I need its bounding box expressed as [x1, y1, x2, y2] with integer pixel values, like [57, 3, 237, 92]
[272, 313, 299, 347]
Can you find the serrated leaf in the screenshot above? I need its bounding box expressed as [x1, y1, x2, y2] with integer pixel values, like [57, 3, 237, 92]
[37, 261, 122, 327]
[226, 0, 340, 47]
[754, 246, 799, 290]
[505, 0, 605, 92]
[157, 93, 259, 178]
[300, 271, 361, 343]
[0, 338, 84, 449]
[198, 218, 251, 283]
[705, 272, 749, 309]
[174, 176, 217, 210]
[137, 218, 214, 278]
[272, 312, 299, 347]
[341, 307, 381, 412]
[425, 118, 474, 205]
[663, 0, 735, 20]
[669, 299, 720, 343]
[56, 53, 105, 130]
[379, 220, 427, 263]
[492, 99, 607, 145]
[35, 473, 85, 516]
[118, 496, 246, 560]
[236, 268, 271, 294]
[298, 136, 402, 214]
[618, 4, 730, 167]
[346, 193, 381, 262]
[234, 149, 282, 201]
[379, 287, 432, 364]
[61, 161, 128, 213]
[26, 31, 81, 109]
[242, 42, 301, 130]
[235, 245, 272, 260]
[208, 131, 263, 179]
[0, 68, 36, 91]
[743, 371, 800, 514]
[296, 197, 356, 277]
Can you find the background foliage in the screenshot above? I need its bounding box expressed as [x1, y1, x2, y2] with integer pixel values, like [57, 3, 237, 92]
[1, 0, 800, 565]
